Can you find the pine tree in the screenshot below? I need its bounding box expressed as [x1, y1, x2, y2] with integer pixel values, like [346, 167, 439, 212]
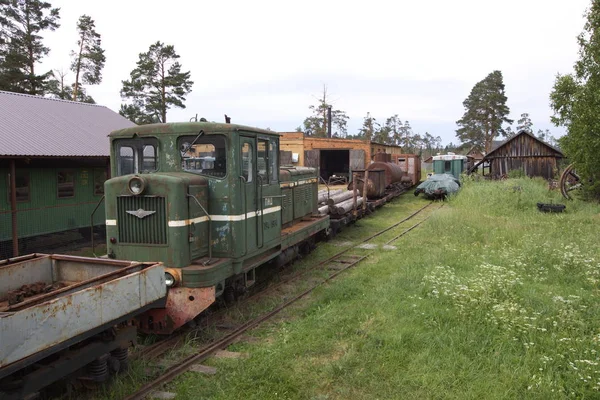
[359, 112, 379, 141]
[382, 115, 402, 145]
[302, 85, 349, 137]
[0, 0, 60, 95]
[71, 15, 105, 101]
[456, 70, 513, 152]
[516, 113, 533, 133]
[550, 0, 600, 198]
[47, 69, 95, 103]
[120, 41, 193, 124]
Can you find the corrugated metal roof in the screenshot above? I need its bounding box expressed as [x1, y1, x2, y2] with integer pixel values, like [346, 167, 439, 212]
[0, 90, 136, 157]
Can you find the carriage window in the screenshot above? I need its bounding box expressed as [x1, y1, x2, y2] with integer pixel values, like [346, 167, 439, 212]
[115, 138, 159, 176]
[8, 170, 30, 202]
[444, 161, 451, 172]
[269, 139, 278, 183]
[57, 170, 75, 198]
[119, 146, 135, 175]
[242, 142, 253, 183]
[180, 135, 227, 178]
[258, 140, 268, 183]
[94, 168, 107, 196]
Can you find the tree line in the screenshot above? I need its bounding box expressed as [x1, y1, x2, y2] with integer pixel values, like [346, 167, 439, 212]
[2, 1, 573, 174]
[297, 85, 443, 156]
[0, 0, 192, 123]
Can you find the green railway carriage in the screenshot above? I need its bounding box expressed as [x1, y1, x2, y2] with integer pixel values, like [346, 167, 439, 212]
[0, 159, 108, 258]
[432, 153, 467, 180]
[104, 121, 329, 334]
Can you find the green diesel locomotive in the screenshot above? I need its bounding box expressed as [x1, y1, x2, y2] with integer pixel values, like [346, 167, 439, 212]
[104, 121, 330, 334]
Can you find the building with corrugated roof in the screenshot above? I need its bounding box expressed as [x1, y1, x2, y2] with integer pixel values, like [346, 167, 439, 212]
[0, 91, 135, 257]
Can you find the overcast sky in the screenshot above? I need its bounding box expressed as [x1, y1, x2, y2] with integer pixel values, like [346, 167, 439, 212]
[38, 0, 590, 145]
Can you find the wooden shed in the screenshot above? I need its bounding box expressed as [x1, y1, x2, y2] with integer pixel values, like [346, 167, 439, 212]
[468, 130, 564, 179]
[278, 132, 403, 183]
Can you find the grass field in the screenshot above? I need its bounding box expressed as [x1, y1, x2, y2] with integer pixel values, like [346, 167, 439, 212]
[98, 177, 600, 399]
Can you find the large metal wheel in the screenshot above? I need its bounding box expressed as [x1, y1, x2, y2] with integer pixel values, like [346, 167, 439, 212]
[559, 163, 583, 200]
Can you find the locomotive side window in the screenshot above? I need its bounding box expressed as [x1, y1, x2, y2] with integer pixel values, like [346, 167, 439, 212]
[257, 139, 268, 183]
[115, 139, 159, 176]
[269, 139, 278, 183]
[180, 135, 227, 178]
[241, 142, 253, 183]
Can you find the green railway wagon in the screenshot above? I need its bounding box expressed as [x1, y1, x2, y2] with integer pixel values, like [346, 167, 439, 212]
[0, 159, 108, 258]
[103, 121, 330, 334]
[432, 153, 467, 180]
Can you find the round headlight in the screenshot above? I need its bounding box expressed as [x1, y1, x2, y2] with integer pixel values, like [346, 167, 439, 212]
[165, 272, 175, 287]
[128, 176, 145, 195]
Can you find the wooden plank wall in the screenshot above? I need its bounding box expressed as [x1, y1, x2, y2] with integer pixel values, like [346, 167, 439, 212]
[279, 132, 305, 165]
[487, 133, 562, 179]
[279, 133, 404, 170]
[371, 143, 404, 162]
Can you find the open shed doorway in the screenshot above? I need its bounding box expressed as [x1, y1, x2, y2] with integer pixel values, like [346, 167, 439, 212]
[320, 150, 349, 182]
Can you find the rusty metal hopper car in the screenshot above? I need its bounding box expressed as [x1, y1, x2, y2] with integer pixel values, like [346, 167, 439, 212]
[0, 254, 166, 400]
[347, 160, 414, 201]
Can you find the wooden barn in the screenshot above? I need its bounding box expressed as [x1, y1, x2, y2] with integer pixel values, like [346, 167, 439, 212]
[467, 130, 564, 179]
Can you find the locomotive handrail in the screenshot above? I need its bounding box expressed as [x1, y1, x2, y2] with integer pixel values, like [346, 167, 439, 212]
[257, 175, 264, 248]
[90, 195, 105, 258]
[239, 175, 248, 257]
[187, 193, 213, 266]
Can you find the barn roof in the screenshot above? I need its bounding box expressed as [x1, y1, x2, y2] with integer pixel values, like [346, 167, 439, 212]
[484, 130, 564, 158]
[466, 130, 563, 174]
[0, 90, 135, 157]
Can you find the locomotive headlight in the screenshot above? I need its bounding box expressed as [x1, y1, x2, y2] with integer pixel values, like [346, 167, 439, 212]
[165, 272, 175, 287]
[164, 268, 181, 288]
[128, 176, 145, 195]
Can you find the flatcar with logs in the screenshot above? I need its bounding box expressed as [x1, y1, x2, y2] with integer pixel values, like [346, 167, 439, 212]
[0, 120, 417, 399]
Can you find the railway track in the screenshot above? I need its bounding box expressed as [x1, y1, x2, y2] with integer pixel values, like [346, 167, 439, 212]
[123, 200, 443, 400]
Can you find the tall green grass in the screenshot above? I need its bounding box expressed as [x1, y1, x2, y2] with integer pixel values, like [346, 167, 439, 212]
[94, 177, 600, 400]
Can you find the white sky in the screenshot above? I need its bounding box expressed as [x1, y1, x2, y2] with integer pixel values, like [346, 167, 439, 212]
[39, 0, 590, 145]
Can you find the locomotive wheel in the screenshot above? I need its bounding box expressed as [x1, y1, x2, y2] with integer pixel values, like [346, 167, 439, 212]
[559, 163, 583, 200]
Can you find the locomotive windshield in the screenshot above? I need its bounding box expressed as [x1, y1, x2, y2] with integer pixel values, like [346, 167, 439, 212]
[115, 138, 159, 176]
[179, 135, 227, 178]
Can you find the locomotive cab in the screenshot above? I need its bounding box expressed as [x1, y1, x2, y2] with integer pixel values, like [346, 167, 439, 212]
[103, 121, 329, 334]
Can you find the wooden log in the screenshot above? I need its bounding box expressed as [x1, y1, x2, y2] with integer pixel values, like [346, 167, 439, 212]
[326, 191, 354, 206]
[317, 189, 343, 204]
[318, 204, 329, 215]
[362, 170, 369, 210]
[352, 172, 357, 213]
[335, 197, 363, 214]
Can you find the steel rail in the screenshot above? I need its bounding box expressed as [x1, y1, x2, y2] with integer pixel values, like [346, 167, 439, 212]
[124, 254, 368, 400]
[124, 201, 440, 399]
[133, 201, 437, 363]
[384, 204, 445, 245]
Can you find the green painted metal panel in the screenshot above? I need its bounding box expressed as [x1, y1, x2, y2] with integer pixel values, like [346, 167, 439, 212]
[281, 188, 293, 225]
[0, 166, 106, 241]
[433, 159, 465, 180]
